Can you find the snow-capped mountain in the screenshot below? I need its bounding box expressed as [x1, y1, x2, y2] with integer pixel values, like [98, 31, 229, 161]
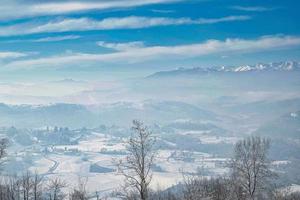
[148, 61, 300, 77]
[233, 61, 300, 72]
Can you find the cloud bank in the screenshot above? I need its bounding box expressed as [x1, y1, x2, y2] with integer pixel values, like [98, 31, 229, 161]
[33, 35, 81, 42]
[0, 0, 183, 21]
[0, 51, 29, 59]
[0, 16, 251, 37]
[97, 41, 145, 51]
[230, 6, 274, 12]
[3, 35, 300, 69]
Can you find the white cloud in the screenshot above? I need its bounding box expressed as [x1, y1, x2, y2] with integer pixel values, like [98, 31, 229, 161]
[231, 6, 274, 12]
[0, 15, 251, 36]
[151, 9, 176, 13]
[97, 41, 145, 51]
[3, 35, 300, 69]
[2, 35, 81, 44]
[0, 51, 29, 59]
[33, 35, 81, 42]
[0, 0, 183, 21]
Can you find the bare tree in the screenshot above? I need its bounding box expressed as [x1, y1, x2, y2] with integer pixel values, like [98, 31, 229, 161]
[117, 120, 156, 200]
[69, 176, 88, 200]
[230, 136, 275, 200]
[21, 171, 33, 200]
[183, 174, 210, 200]
[47, 178, 67, 200]
[148, 189, 179, 200]
[182, 174, 231, 200]
[8, 175, 22, 200]
[32, 172, 43, 200]
[0, 172, 43, 200]
[0, 138, 9, 200]
[0, 138, 8, 166]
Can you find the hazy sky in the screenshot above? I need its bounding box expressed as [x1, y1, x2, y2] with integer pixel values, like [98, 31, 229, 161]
[0, 0, 299, 104]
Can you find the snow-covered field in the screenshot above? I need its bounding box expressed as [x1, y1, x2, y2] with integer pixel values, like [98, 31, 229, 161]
[26, 131, 231, 195]
[175, 130, 239, 144]
[55, 132, 126, 152]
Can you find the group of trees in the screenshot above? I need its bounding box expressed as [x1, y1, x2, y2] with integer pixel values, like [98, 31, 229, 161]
[118, 121, 300, 200]
[0, 121, 300, 200]
[0, 139, 87, 200]
[0, 172, 88, 200]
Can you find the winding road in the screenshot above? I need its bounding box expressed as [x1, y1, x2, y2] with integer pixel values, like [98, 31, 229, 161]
[43, 154, 59, 175]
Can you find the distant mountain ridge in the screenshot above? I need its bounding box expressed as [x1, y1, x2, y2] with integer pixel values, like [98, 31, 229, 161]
[148, 61, 300, 77]
[0, 100, 217, 128]
[0, 103, 97, 128]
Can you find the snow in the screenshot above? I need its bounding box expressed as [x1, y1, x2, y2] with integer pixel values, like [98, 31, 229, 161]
[29, 157, 54, 174]
[199, 136, 239, 144]
[289, 184, 300, 193]
[175, 130, 239, 144]
[272, 160, 291, 166]
[234, 65, 252, 72]
[23, 131, 234, 196]
[55, 133, 126, 153]
[291, 112, 298, 118]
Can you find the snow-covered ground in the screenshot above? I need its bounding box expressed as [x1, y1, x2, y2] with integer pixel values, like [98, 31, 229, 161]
[18, 130, 296, 198]
[280, 184, 300, 195]
[175, 130, 239, 144]
[55, 132, 126, 153]
[23, 131, 233, 196]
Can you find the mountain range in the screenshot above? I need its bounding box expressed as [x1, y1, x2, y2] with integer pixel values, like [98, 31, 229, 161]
[148, 61, 300, 78]
[0, 100, 216, 128]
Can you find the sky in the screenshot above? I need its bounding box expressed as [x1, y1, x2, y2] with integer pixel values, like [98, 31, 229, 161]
[0, 0, 300, 104]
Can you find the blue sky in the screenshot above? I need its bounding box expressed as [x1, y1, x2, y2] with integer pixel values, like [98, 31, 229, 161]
[0, 0, 299, 104]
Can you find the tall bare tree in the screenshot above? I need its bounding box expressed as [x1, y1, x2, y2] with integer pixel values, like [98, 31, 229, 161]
[230, 136, 275, 200]
[117, 120, 156, 200]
